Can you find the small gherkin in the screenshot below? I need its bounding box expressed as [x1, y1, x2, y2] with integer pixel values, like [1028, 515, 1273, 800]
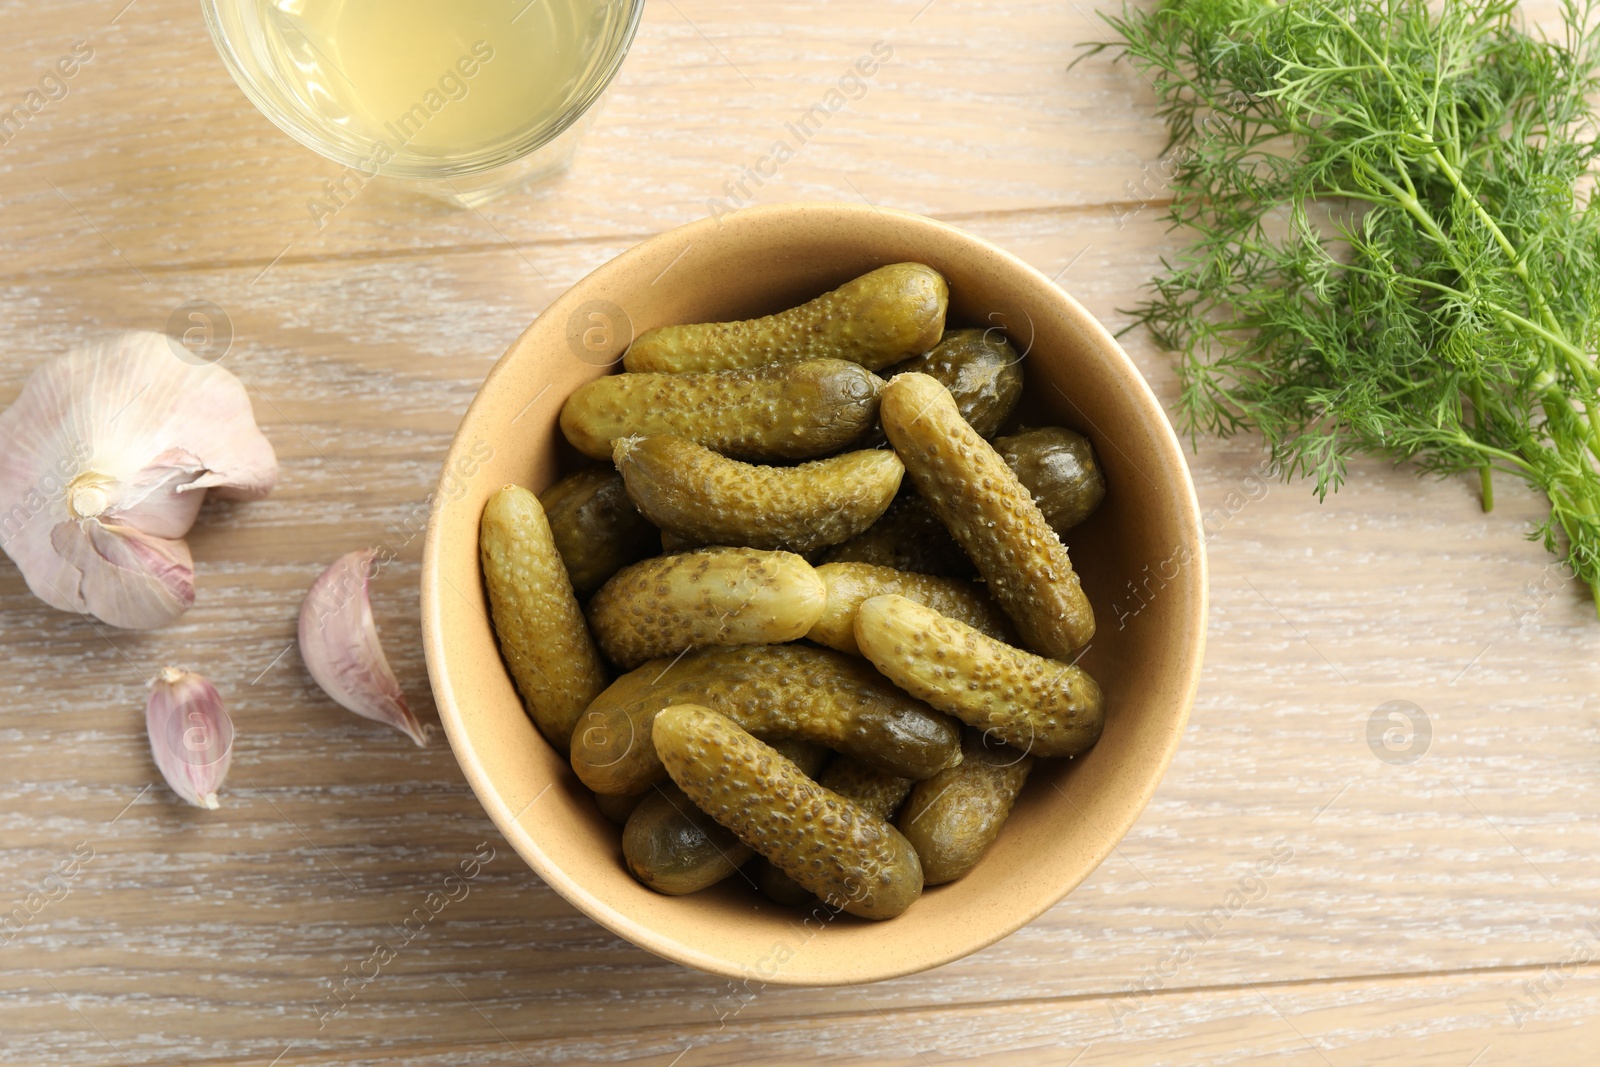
[652, 704, 924, 920]
[623, 262, 948, 373]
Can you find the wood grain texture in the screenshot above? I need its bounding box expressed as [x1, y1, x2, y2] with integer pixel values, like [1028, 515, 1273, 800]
[1, 1, 1596, 1064]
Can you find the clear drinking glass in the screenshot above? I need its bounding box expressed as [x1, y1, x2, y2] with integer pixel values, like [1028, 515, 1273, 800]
[202, 0, 644, 208]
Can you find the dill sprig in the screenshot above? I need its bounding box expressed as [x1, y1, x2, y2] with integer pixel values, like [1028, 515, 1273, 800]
[1090, 0, 1600, 611]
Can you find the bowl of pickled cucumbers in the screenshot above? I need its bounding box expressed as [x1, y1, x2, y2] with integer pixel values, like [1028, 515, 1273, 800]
[421, 202, 1206, 984]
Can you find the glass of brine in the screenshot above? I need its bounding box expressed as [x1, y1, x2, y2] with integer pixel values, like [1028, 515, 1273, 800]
[202, 0, 644, 208]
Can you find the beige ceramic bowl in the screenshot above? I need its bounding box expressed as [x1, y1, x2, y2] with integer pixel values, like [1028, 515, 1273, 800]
[421, 202, 1206, 985]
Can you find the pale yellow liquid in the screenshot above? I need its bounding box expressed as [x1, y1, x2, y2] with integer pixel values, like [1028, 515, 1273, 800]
[262, 0, 621, 160]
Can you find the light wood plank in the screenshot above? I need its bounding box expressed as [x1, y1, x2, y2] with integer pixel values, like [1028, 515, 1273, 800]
[9, 964, 1598, 1064]
[0, 0, 1172, 275]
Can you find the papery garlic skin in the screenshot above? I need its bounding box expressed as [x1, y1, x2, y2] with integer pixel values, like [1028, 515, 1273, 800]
[0, 331, 278, 629]
[299, 549, 428, 747]
[146, 666, 234, 810]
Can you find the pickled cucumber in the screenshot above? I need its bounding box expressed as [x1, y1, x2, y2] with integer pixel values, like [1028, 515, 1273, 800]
[881, 373, 1095, 656]
[660, 529, 701, 554]
[586, 547, 825, 669]
[539, 468, 658, 596]
[570, 643, 962, 795]
[816, 757, 916, 819]
[754, 757, 915, 905]
[995, 427, 1106, 534]
[653, 705, 924, 919]
[480, 485, 609, 748]
[623, 740, 828, 896]
[614, 435, 903, 554]
[898, 729, 1033, 885]
[624, 784, 746, 896]
[624, 263, 949, 374]
[818, 488, 975, 578]
[754, 856, 815, 906]
[807, 561, 1012, 657]
[592, 789, 645, 825]
[560, 359, 882, 461]
[855, 594, 1103, 758]
[883, 328, 1023, 438]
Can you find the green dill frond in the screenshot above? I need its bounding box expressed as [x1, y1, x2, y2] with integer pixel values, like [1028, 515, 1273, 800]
[1097, 0, 1600, 606]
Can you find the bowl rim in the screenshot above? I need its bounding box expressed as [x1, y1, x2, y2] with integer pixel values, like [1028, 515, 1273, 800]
[420, 201, 1208, 984]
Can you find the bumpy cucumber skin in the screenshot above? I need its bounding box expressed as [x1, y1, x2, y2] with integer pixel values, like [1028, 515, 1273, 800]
[808, 561, 1013, 656]
[586, 547, 825, 669]
[623, 263, 949, 374]
[816, 757, 916, 819]
[623, 740, 828, 896]
[854, 594, 1104, 758]
[560, 359, 882, 462]
[653, 705, 924, 919]
[614, 435, 903, 554]
[995, 427, 1106, 534]
[539, 468, 659, 596]
[479, 485, 609, 749]
[899, 729, 1034, 885]
[880, 373, 1095, 656]
[755, 757, 915, 905]
[569, 643, 962, 795]
[819, 488, 975, 578]
[820, 424, 1104, 574]
[883, 328, 1023, 438]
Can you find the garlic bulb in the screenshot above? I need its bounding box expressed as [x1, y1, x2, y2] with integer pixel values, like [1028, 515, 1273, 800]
[299, 549, 428, 746]
[146, 666, 234, 810]
[0, 331, 277, 628]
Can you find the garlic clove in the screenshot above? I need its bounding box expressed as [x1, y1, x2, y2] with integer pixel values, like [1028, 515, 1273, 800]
[0, 331, 277, 628]
[50, 519, 195, 629]
[146, 666, 234, 810]
[105, 448, 210, 538]
[298, 549, 428, 746]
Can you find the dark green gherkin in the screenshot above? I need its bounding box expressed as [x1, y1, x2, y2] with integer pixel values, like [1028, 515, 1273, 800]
[623, 740, 828, 896]
[539, 468, 658, 597]
[995, 427, 1106, 534]
[819, 488, 976, 578]
[899, 729, 1033, 885]
[884, 328, 1024, 438]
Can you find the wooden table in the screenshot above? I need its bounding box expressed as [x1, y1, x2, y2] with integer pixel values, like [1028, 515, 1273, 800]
[2, 1, 1596, 1063]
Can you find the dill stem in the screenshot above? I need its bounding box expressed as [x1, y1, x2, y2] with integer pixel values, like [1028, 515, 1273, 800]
[1372, 168, 1600, 471]
[1470, 382, 1494, 512]
[1344, 15, 1600, 462]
